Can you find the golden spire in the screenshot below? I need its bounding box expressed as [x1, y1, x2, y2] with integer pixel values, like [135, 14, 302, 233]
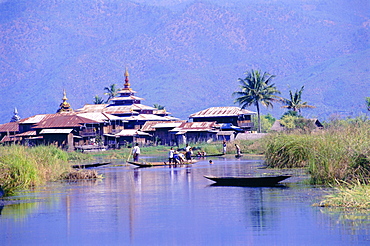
[62, 89, 68, 101]
[57, 89, 73, 113]
[124, 67, 131, 89]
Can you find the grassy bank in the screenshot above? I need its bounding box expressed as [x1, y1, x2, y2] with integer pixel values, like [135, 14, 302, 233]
[316, 181, 370, 208]
[263, 120, 370, 185]
[0, 145, 97, 196]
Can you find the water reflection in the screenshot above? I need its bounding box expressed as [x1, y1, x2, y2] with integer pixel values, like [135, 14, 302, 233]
[1, 157, 369, 245]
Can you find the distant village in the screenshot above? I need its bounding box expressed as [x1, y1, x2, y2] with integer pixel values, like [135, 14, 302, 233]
[0, 69, 265, 151]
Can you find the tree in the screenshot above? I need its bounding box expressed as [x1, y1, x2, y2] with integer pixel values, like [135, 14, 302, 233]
[251, 113, 276, 133]
[153, 104, 165, 110]
[104, 84, 119, 103]
[233, 69, 281, 133]
[93, 95, 105, 104]
[281, 86, 315, 114]
[366, 97, 370, 111]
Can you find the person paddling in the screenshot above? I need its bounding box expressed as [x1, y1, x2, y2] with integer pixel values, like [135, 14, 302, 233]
[132, 143, 141, 162]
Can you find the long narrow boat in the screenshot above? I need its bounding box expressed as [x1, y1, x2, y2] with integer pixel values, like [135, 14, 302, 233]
[128, 160, 199, 168]
[192, 153, 225, 158]
[72, 162, 111, 169]
[204, 175, 291, 187]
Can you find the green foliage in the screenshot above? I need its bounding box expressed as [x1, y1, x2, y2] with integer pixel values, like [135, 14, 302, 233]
[365, 97, 370, 111]
[281, 86, 315, 113]
[252, 113, 276, 133]
[280, 115, 298, 129]
[104, 84, 120, 103]
[280, 114, 316, 133]
[264, 120, 370, 185]
[318, 180, 370, 208]
[93, 95, 105, 104]
[0, 145, 71, 195]
[281, 110, 301, 118]
[233, 69, 281, 133]
[153, 104, 165, 110]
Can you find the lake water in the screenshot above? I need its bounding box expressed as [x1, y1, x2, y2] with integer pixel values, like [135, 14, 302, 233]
[1, 156, 369, 245]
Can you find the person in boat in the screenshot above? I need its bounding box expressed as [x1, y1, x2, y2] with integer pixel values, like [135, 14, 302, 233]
[178, 152, 186, 163]
[196, 151, 202, 157]
[201, 151, 206, 157]
[222, 141, 227, 155]
[132, 143, 140, 162]
[173, 150, 181, 164]
[185, 144, 192, 161]
[235, 144, 241, 156]
[168, 147, 175, 164]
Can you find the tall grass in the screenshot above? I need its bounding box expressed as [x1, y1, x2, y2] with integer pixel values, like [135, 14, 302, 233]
[264, 120, 370, 185]
[317, 181, 370, 208]
[0, 145, 71, 195]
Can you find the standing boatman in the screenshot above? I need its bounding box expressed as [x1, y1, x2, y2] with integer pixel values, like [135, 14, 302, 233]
[132, 143, 141, 162]
[185, 144, 192, 162]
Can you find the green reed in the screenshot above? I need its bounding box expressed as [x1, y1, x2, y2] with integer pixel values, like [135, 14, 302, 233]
[317, 180, 370, 208]
[264, 120, 370, 185]
[0, 145, 72, 195]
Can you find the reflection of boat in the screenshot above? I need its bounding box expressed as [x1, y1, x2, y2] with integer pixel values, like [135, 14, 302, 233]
[72, 162, 111, 169]
[192, 153, 224, 157]
[204, 175, 291, 187]
[235, 154, 243, 158]
[128, 160, 199, 168]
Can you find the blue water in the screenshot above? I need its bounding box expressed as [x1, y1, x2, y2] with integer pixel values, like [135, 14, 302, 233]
[1, 157, 369, 245]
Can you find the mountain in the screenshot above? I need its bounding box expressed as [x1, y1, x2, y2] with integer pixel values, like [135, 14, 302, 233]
[0, 0, 369, 124]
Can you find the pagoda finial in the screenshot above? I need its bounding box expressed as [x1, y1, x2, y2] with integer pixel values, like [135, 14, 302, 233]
[57, 89, 73, 113]
[10, 107, 21, 122]
[63, 89, 67, 101]
[124, 67, 131, 89]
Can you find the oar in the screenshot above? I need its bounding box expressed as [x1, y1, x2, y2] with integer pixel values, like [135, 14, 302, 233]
[126, 148, 132, 165]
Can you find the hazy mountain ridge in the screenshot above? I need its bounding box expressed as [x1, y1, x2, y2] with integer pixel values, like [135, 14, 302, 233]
[0, 0, 369, 123]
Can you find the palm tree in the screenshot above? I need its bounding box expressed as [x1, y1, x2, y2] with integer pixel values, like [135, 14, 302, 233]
[153, 104, 165, 110]
[104, 84, 119, 103]
[281, 86, 315, 113]
[93, 95, 105, 104]
[233, 69, 281, 133]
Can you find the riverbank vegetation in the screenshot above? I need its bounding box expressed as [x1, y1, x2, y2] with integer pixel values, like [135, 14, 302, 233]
[317, 181, 370, 208]
[264, 118, 369, 185]
[0, 145, 98, 196]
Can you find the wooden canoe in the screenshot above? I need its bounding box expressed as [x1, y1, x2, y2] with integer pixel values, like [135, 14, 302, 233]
[72, 162, 111, 169]
[128, 160, 199, 168]
[204, 175, 291, 187]
[192, 153, 225, 157]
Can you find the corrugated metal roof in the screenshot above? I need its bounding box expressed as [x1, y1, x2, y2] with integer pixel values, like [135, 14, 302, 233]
[0, 122, 19, 132]
[19, 114, 49, 124]
[40, 129, 73, 134]
[110, 96, 144, 101]
[75, 104, 109, 113]
[16, 130, 36, 137]
[141, 121, 169, 131]
[115, 129, 151, 136]
[77, 112, 126, 122]
[153, 122, 183, 128]
[123, 114, 179, 121]
[33, 114, 99, 129]
[171, 122, 217, 132]
[189, 107, 256, 118]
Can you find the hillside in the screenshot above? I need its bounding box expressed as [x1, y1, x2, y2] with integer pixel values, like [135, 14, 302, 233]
[0, 0, 369, 123]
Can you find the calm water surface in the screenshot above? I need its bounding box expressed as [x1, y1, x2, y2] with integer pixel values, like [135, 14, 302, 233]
[1, 156, 369, 245]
